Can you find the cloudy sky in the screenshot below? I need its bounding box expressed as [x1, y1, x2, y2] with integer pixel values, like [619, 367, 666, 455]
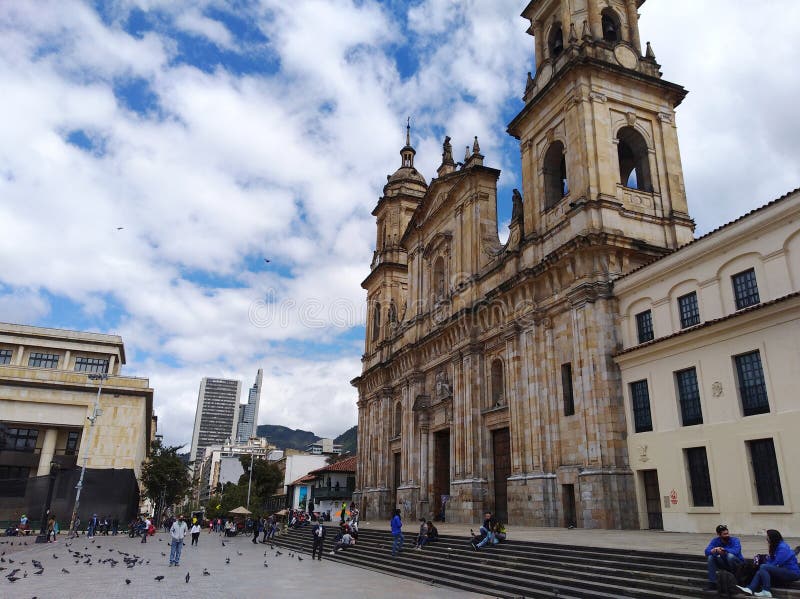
[1, 1, 799, 448]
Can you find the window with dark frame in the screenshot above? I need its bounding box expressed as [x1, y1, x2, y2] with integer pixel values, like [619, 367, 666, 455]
[732, 268, 760, 310]
[735, 350, 769, 416]
[0, 349, 11, 365]
[65, 431, 80, 456]
[74, 356, 109, 374]
[561, 362, 574, 416]
[685, 446, 713, 507]
[28, 352, 60, 368]
[635, 310, 654, 343]
[630, 380, 653, 433]
[0, 465, 30, 497]
[677, 292, 700, 328]
[2, 428, 39, 452]
[676, 367, 703, 426]
[747, 438, 784, 505]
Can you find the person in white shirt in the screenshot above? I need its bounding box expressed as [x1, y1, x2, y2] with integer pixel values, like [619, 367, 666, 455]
[190, 521, 201, 546]
[169, 515, 188, 566]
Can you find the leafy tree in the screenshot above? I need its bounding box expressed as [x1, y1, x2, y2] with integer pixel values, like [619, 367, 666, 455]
[140, 439, 190, 519]
[238, 455, 283, 499]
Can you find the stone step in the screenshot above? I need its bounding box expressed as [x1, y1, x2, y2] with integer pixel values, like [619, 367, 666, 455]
[275, 527, 800, 598]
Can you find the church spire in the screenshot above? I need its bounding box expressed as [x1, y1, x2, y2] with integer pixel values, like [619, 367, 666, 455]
[400, 117, 416, 168]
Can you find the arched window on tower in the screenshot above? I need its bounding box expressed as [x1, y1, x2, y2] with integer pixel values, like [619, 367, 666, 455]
[433, 256, 446, 301]
[617, 127, 653, 192]
[601, 9, 621, 43]
[388, 301, 397, 326]
[543, 141, 568, 210]
[548, 24, 564, 59]
[372, 302, 381, 342]
[393, 402, 402, 437]
[490, 359, 505, 407]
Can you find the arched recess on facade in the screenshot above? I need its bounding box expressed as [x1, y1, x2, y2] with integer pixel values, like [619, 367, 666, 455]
[617, 126, 653, 192]
[393, 401, 402, 437]
[433, 255, 446, 301]
[387, 300, 397, 327]
[372, 302, 381, 342]
[543, 140, 568, 210]
[490, 358, 505, 407]
[601, 8, 622, 43]
[548, 23, 564, 59]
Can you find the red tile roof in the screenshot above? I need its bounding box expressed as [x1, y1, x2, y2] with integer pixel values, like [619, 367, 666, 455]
[309, 456, 358, 475]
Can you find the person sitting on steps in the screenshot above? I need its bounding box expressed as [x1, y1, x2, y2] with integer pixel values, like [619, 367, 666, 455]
[471, 512, 498, 550]
[705, 524, 744, 591]
[737, 529, 800, 598]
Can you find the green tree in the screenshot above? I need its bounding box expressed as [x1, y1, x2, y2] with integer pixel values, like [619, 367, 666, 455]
[238, 455, 283, 499]
[139, 439, 190, 518]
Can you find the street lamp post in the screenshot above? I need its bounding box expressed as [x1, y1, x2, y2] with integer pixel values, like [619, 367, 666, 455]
[68, 373, 107, 536]
[246, 452, 254, 509]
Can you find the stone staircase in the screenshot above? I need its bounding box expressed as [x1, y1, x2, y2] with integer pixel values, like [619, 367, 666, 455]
[272, 526, 800, 598]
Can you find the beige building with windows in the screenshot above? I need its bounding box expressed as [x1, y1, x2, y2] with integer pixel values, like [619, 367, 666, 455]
[0, 322, 153, 523]
[614, 189, 800, 535]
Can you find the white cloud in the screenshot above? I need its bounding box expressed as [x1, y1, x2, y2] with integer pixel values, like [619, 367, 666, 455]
[175, 9, 234, 48]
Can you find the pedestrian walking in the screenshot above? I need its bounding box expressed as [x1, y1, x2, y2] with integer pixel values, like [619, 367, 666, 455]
[253, 517, 261, 544]
[311, 518, 326, 560]
[390, 508, 404, 557]
[169, 515, 188, 566]
[190, 521, 200, 546]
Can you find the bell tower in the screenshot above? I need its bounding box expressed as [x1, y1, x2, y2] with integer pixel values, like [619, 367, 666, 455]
[361, 123, 427, 355]
[509, 0, 694, 254]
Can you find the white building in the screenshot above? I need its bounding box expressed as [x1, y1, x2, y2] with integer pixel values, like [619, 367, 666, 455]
[196, 437, 274, 503]
[189, 377, 241, 465]
[305, 437, 342, 455]
[236, 369, 263, 443]
[614, 188, 800, 535]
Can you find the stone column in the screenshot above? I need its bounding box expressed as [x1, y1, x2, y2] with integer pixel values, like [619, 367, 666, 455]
[533, 20, 544, 69]
[625, 0, 641, 54]
[63, 350, 71, 370]
[13, 345, 25, 366]
[108, 354, 117, 375]
[587, 0, 601, 40]
[37, 428, 58, 476]
[418, 413, 430, 517]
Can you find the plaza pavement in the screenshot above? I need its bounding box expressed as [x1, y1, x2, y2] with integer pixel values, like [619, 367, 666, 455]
[0, 531, 490, 599]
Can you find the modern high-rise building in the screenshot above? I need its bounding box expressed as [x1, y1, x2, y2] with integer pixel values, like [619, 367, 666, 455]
[236, 368, 263, 443]
[189, 377, 241, 465]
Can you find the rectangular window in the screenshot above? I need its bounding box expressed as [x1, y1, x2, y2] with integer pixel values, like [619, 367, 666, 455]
[685, 446, 713, 507]
[732, 268, 760, 310]
[676, 367, 703, 426]
[0, 349, 11, 365]
[735, 350, 769, 416]
[28, 352, 59, 368]
[748, 438, 783, 505]
[65, 431, 81, 456]
[2, 427, 39, 452]
[630, 380, 653, 433]
[635, 310, 654, 344]
[0, 466, 31, 497]
[74, 356, 109, 374]
[678, 292, 700, 328]
[561, 363, 574, 416]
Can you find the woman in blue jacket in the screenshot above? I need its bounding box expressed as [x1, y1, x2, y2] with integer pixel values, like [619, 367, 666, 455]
[390, 509, 403, 557]
[738, 529, 800, 597]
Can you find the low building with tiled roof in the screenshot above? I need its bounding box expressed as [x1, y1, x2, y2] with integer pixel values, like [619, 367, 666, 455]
[613, 188, 800, 535]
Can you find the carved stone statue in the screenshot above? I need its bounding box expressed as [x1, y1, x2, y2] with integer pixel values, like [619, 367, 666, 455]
[511, 188, 523, 222]
[442, 136, 454, 166]
[435, 369, 452, 399]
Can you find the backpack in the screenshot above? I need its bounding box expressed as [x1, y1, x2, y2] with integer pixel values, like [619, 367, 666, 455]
[735, 560, 759, 586]
[717, 570, 737, 598]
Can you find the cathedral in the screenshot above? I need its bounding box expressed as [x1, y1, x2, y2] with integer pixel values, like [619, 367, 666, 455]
[352, 0, 696, 528]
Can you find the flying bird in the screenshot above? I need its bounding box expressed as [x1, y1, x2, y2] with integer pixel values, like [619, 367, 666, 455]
[116, 227, 123, 230]
[264, 258, 271, 263]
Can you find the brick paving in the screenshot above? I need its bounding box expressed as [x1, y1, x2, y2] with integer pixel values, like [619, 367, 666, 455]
[0, 532, 490, 599]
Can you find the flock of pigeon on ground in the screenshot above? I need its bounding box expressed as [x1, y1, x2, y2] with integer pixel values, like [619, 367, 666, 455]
[1, 533, 309, 591]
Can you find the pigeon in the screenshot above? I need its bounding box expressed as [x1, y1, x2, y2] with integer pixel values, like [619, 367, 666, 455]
[236, 551, 243, 556]
[61, 568, 70, 574]
[202, 568, 210, 576]
[32, 560, 42, 569]
[154, 575, 164, 581]
[263, 561, 269, 568]
[297, 556, 303, 561]
[125, 579, 131, 585]
[264, 551, 267, 557]
[52, 554, 58, 559]
[221, 541, 226, 547]
[275, 551, 282, 556]
[6, 576, 19, 583]
[225, 557, 230, 564]
[161, 553, 166, 557]
[6, 568, 20, 578]
[185, 572, 190, 583]
[33, 569, 43, 576]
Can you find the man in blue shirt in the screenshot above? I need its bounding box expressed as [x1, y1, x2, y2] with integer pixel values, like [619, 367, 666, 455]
[705, 524, 744, 590]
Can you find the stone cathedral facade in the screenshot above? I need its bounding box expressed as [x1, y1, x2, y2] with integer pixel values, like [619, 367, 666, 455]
[352, 0, 696, 528]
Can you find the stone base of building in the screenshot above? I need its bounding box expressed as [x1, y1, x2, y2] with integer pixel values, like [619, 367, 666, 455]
[576, 468, 638, 529]
[507, 473, 559, 527]
[353, 488, 394, 521]
[396, 485, 420, 521]
[445, 479, 488, 523]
